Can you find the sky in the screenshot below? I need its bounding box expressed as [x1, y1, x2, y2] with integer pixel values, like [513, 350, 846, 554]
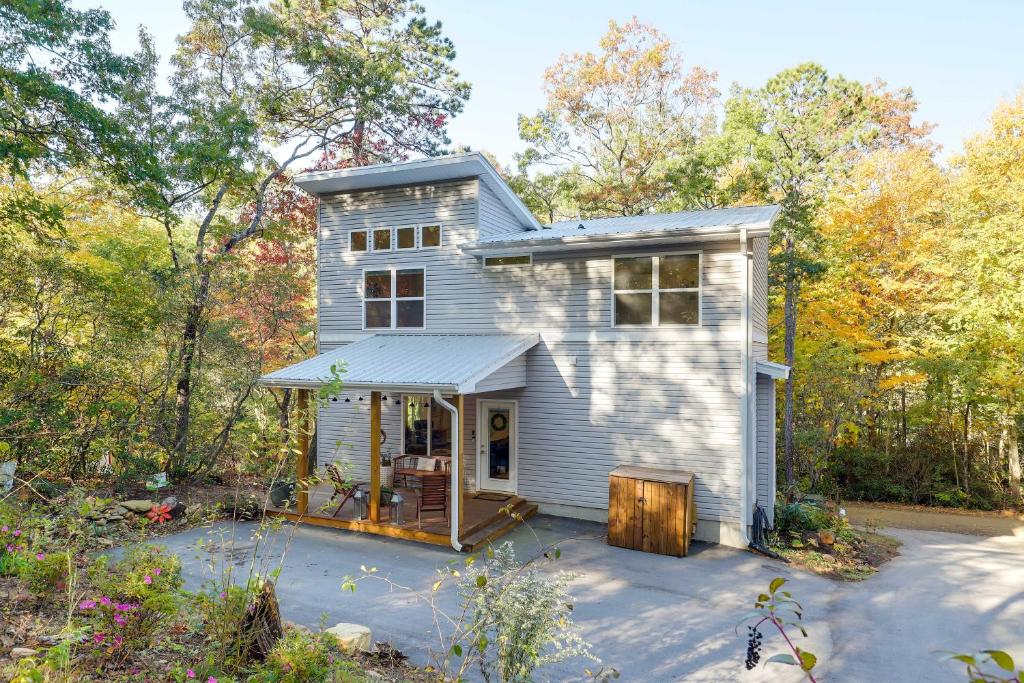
[83, 0, 1024, 165]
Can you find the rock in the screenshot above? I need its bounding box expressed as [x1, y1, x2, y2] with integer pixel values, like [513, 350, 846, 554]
[325, 623, 372, 653]
[160, 496, 186, 519]
[10, 647, 37, 659]
[818, 530, 836, 546]
[121, 499, 156, 514]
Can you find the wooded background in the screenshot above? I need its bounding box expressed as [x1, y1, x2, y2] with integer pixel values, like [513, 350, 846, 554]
[1, 4, 1020, 510]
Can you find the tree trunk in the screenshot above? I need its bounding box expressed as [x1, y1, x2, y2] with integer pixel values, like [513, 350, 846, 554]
[169, 269, 212, 475]
[1008, 420, 1021, 504]
[783, 238, 797, 489]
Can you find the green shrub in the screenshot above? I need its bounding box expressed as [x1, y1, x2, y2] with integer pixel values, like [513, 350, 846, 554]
[248, 629, 365, 683]
[17, 549, 71, 596]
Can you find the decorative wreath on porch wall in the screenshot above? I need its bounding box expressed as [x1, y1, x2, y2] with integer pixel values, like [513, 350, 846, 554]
[490, 413, 508, 432]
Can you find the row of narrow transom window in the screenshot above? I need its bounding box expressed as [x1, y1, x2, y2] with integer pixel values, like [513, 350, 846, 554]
[350, 225, 441, 252]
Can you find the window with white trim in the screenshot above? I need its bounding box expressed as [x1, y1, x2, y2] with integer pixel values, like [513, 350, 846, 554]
[350, 230, 368, 252]
[372, 227, 392, 252]
[612, 253, 700, 326]
[363, 267, 425, 329]
[395, 226, 416, 250]
[420, 224, 442, 248]
[401, 394, 452, 456]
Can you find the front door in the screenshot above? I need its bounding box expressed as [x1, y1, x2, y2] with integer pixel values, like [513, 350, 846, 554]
[477, 400, 517, 494]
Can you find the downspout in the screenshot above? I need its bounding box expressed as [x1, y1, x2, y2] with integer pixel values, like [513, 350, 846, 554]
[739, 228, 753, 547]
[433, 390, 463, 551]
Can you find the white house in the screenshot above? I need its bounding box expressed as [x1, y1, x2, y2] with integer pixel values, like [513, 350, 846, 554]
[259, 152, 788, 551]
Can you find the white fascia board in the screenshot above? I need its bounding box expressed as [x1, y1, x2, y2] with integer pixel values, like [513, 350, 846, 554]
[257, 377, 460, 393]
[755, 360, 791, 380]
[462, 224, 773, 256]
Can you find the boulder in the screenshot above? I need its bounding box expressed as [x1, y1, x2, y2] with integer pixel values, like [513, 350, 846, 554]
[325, 623, 372, 653]
[10, 647, 37, 659]
[121, 500, 156, 514]
[160, 496, 186, 519]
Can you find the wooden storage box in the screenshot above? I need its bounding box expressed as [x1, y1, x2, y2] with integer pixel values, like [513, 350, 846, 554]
[608, 466, 696, 557]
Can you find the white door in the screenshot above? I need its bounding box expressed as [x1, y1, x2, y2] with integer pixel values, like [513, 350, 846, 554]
[477, 400, 517, 494]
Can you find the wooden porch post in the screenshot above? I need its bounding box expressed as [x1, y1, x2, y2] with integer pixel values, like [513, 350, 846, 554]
[369, 390, 381, 522]
[296, 388, 310, 515]
[457, 394, 465, 536]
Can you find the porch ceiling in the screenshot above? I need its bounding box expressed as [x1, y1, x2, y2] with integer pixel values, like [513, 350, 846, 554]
[257, 333, 539, 393]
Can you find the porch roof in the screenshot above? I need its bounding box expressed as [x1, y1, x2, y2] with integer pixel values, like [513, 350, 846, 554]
[257, 333, 539, 393]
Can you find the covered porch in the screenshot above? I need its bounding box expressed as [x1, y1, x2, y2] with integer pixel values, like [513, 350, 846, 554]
[258, 334, 540, 551]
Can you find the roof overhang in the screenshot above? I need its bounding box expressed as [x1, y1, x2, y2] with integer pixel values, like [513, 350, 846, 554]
[462, 223, 773, 257]
[258, 333, 539, 394]
[293, 152, 542, 231]
[756, 360, 791, 380]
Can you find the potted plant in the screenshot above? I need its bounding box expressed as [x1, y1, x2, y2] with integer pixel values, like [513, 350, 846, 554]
[380, 449, 395, 489]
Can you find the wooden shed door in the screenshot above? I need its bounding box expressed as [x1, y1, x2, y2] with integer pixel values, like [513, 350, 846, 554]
[609, 476, 683, 556]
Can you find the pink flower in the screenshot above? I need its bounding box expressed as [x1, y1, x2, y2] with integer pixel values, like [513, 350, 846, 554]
[100, 596, 111, 606]
[207, 677, 217, 683]
[78, 599, 97, 610]
[154, 567, 162, 576]
[144, 575, 153, 585]
[93, 632, 105, 644]
[113, 635, 123, 647]
[5, 544, 13, 553]
[114, 614, 126, 626]
[12, 529, 20, 537]
[1, 525, 8, 533]
[35, 552, 45, 561]
[186, 670, 196, 679]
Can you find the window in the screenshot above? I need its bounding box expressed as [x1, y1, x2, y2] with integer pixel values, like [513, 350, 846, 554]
[372, 228, 392, 252]
[421, 224, 442, 248]
[612, 253, 700, 327]
[396, 226, 416, 250]
[363, 267, 425, 329]
[484, 254, 532, 268]
[350, 230, 368, 252]
[402, 394, 452, 457]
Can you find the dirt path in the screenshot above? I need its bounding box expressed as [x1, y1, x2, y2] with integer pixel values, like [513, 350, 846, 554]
[845, 501, 1024, 537]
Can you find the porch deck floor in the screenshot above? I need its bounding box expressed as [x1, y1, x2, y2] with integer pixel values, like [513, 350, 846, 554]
[265, 482, 521, 540]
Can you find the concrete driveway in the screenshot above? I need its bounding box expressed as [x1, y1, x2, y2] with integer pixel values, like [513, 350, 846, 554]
[158, 516, 1024, 682]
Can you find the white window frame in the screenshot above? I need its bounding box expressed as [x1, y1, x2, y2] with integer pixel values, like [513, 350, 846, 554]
[610, 251, 702, 328]
[418, 223, 443, 250]
[395, 225, 417, 251]
[361, 265, 427, 330]
[483, 254, 533, 269]
[349, 229, 368, 252]
[371, 227, 393, 252]
[399, 393, 453, 457]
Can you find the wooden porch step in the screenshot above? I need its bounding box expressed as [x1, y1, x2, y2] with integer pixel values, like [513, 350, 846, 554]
[459, 498, 538, 552]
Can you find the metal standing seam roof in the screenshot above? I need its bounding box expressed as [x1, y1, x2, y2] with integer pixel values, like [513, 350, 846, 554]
[463, 205, 780, 254]
[258, 334, 539, 393]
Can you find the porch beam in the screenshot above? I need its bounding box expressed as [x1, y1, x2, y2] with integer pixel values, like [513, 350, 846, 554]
[296, 388, 310, 515]
[369, 390, 381, 522]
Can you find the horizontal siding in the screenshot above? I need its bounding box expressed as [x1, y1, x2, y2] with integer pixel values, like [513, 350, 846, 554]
[474, 355, 526, 392]
[485, 339, 743, 523]
[752, 236, 769, 337]
[478, 180, 526, 238]
[756, 375, 775, 518]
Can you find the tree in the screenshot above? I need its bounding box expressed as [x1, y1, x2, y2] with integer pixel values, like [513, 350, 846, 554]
[724, 63, 928, 488]
[109, 0, 469, 476]
[517, 18, 718, 217]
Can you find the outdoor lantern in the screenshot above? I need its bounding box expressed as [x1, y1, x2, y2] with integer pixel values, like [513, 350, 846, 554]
[389, 492, 404, 525]
[352, 490, 367, 520]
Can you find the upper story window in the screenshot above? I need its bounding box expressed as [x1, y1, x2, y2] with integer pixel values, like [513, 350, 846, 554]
[364, 267, 425, 329]
[349, 223, 442, 252]
[612, 253, 701, 327]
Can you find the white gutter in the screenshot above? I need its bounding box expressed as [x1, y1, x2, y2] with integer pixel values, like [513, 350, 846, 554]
[739, 228, 753, 547]
[433, 390, 463, 552]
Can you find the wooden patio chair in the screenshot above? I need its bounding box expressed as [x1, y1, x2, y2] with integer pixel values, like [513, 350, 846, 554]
[325, 463, 366, 518]
[417, 474, 448, 528]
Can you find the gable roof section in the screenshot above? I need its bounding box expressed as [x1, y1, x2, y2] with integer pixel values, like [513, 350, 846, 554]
[258, 334, 540, 393]
[293, 152, 542, 231]
[462, 205, 780, 255]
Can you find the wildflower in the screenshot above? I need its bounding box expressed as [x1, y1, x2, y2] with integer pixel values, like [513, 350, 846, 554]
[155, 567, 162, 576]
[5, 544, 12, 553]
[79, 599, 97, 611]
[186, 670, 196, 679]
[100, 596, 112, 606]
[35, 552, 45, 561]
[113, 635, 123, 647]
[93, 632, 105, 644]
[219, 591, 226, 600]
[207, 677, 217, 683]
[12, 529, 20, 537]
[1, 525, 7, 532]
[144, 574, 153, 585]
[114, 614, 126, 626]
